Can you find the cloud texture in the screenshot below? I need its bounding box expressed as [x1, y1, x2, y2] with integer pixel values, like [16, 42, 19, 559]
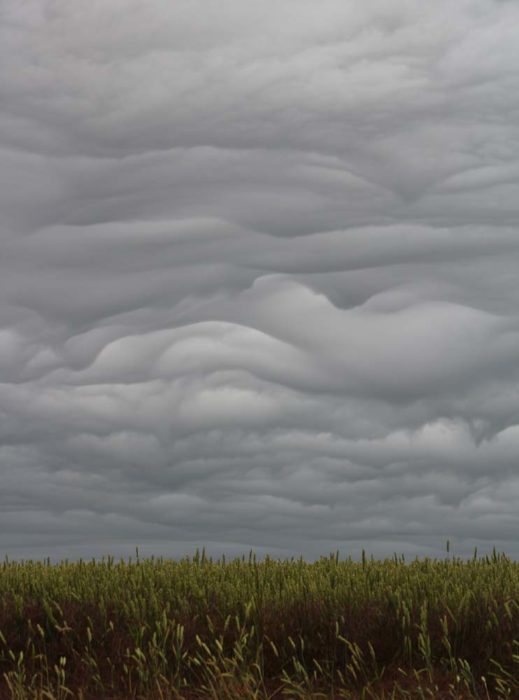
[1, 0, 519, 561]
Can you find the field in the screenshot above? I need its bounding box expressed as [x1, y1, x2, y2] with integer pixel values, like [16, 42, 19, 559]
[0, 549, 517, 699]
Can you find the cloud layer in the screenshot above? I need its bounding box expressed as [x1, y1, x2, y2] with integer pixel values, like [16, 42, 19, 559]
[1, 0, 519, 561]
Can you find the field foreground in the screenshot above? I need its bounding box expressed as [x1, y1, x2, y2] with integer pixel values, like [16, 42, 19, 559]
[0, 549, 517, 699]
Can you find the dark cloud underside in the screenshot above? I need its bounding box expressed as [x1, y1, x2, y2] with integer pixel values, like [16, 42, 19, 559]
[1, 0, 519, 561]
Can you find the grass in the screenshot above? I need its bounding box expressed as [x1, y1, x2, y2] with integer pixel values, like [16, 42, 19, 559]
[0, 548, 516, 699]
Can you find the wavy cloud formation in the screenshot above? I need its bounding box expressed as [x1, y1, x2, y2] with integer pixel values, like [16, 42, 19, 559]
[1, 0, 519, 561]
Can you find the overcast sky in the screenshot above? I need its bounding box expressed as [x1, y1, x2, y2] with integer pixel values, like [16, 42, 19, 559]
[1, 0, 519, 563]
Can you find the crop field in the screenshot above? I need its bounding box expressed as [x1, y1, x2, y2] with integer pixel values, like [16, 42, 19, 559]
[0, 549, 517, 699]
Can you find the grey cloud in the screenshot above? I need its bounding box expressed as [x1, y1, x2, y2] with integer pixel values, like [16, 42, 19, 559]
[1, 0, 519, 563]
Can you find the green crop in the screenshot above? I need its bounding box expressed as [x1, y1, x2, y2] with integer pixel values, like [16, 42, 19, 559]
[0, 548, 516, 699]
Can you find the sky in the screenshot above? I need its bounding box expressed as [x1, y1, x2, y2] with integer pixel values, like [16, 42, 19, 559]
[1, 0, 519, 563]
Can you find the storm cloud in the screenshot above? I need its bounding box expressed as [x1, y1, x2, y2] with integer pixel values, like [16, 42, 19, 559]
[1, 0, 519, 562]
